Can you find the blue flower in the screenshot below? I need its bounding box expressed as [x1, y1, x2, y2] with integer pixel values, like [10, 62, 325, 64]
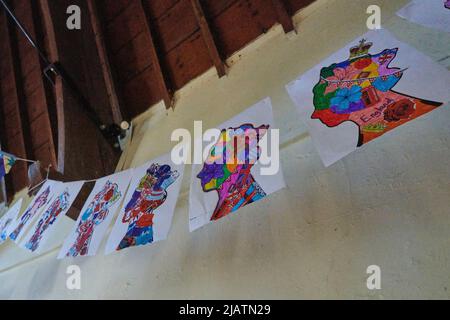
[330, 86, 362, 112]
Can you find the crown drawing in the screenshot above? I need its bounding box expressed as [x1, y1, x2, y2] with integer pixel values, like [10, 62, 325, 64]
[349, 39, 373, 59]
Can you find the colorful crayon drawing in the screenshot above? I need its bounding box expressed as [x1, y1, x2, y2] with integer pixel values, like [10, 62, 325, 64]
[66, 181, 120, 257]
[0, 218, 13, 241]
[10, 187, 51, 241]
[117, 164, 179, 251]
[0, 200, 22, 244]
[25, 189, 70, 252]
[311, 39, 443, 147]
[197, 123, 269, 221]
[0, 217, 14, 242]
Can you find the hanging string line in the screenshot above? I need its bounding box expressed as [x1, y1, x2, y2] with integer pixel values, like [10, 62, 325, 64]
[0, 151, 37, 164]
[13, 157, 38, 164]
[320, 67, 408, 84]
[45, 164, 51, 180]
[3, 151, 103, 185]
[28, 179, 46, 194]
[27, 164, 52, 193]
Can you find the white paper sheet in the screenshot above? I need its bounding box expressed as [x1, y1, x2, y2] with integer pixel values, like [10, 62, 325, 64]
[397, 0, 450, 33]
[189, 98, 286, 232]
[58, 170, 132, 259]
[19, 181, 85, 254]
[9, 180, 62, 243]
[0, 199, 23, 245]
[286, 29, 450, 167]
[105, 153, 184, 254]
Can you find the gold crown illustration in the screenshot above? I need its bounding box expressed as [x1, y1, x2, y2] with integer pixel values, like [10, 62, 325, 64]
[349, 39, 373, 59]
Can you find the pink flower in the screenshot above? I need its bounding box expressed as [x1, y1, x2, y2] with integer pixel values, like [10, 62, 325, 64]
[324, 66, 360, 94]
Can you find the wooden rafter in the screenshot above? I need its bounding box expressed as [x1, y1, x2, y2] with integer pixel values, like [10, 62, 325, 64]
[272, 0, 296, 34]
[87, 0, 123, 124]
[0, 13, 29, 192]
[139, 0, 174, 110]
[5, 16, 34, 161]
[190, 0, 226, 78]
[38, 0, 59, 59]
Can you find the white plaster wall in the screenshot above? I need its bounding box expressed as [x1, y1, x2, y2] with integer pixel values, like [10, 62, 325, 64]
[1, 0, 450, 299]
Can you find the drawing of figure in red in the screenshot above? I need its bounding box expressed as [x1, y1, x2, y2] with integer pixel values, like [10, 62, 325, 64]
[25, 189, 70, 252]
[66, 181, 120, 257]
[117, 164, 179, 250]
[10, 186, 51, 241]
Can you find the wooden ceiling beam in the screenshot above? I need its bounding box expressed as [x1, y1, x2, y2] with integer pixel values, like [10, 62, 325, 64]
[190, 0, 227, 78]
[139, 0, 174, 110]
[87, 0, 123, 124]
[0, 13, 30, 192]
[37, 0, 121, 181]
[272, 0, 296, 34]
[5, 15, 34, 161]
[18, 0, 57, 169]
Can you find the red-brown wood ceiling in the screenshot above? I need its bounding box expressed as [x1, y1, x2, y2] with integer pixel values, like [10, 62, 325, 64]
[98, 0, 314, 118]
[0, 0, 314, 199]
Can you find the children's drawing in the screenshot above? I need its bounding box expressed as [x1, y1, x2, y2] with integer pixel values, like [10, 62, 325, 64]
[117, 164, 179, 251]
[66, 181, 120, 257]
[287, 30, 450, 167]
[105, 156, 184, 255]
[189, 99, 286, 232]
[0, 218, 14, 242]
[312, 39, 442, 147]
[0, 199, 23, 244]
[197, 124, 269, 221]
[9, 186, 52, 241]
[24, 189, 70, 252]
[59, 171, 132, 259]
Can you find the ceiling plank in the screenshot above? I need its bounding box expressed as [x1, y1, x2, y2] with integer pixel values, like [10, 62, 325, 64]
[190, 0, 226, 78]
[14, 0, 57, 169]
[37, 0, 121, 180]
[0, 13, 30, 192]
[271, 0, 296, 33]
[6, 14, 34, 161]
[139, 0, 174, 109]
[87, 0, 123, 124]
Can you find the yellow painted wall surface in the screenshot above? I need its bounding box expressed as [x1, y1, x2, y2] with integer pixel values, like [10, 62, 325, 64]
[1, 0, 450, 299]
